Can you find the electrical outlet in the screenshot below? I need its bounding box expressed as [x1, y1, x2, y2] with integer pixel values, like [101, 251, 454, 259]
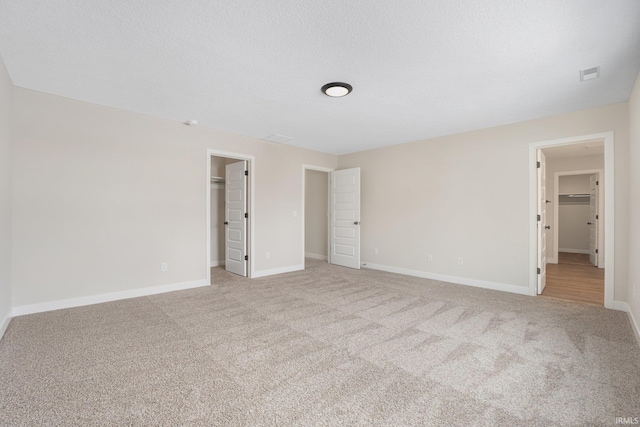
[161, 262, 168, 272]
[457, 257, 463, 266]
[374, 248, 379, 255]
[266, 252, 271, 260]
[428, 254, 433, 262]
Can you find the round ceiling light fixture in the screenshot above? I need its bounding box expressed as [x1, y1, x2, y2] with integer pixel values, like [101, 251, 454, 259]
[321, 82, 352, 97]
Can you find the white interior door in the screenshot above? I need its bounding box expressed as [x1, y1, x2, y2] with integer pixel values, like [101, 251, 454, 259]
[225, 160, 247, 276]
[537, 150, 547, 294]
[329, 167, 360, 269]
[589, 174, 598, 266]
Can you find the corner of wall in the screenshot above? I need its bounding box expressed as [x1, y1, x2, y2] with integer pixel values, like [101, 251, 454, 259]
[626, 68, 640, 347]
[0, 309, 11, 340]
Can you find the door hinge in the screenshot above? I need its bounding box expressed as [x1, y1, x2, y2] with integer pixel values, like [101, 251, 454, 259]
[244, 255, 248, 261]
[596, 214, 599, 219]
[596, 249, 598, 254]
[536, 161, 541, 168]
[537, 268, 541, 274]
[244, 170, 248, 176]
[596, 180, 599, 185]
[244, 212, 248, 219]
[537, 214, 541, 221]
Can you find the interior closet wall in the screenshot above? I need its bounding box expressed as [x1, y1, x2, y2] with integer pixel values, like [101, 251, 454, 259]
[544, 153, 604, 261]
[304, 170, 328, 260]
[210, 156, 236, 267]
[558, 175, 591, 253]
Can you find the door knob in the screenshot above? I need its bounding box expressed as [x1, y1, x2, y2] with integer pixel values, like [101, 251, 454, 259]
[354, 221, 360, 225]
[587, 222, 592, 225]
[545, 225, 551, 229]
[224, 221, 228, 225]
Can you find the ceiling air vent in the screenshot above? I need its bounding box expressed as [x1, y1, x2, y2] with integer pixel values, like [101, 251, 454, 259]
[579, 66, 600, 82]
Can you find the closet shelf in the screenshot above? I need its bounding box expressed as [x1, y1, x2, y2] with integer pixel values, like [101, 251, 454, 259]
[210, 176, 225, 184]
[558, 193, 589, 197]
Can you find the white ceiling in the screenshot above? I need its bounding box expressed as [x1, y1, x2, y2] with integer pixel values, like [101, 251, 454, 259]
[543, 140, 604, 159]
[1, 1, 639, 155]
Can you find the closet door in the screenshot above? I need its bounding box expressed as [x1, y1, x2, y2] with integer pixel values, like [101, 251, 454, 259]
[225, 161, 247, 276]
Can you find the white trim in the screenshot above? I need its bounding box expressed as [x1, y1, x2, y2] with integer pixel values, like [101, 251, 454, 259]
[207, 150, 255, 281]
[612, 300, 628, 312]
[558, 248, 591, 254]
[553, 169, 604, 268]
[210, 260, 225, 267]
[626, 305, 640, 349]
[0, 309, 11, 341]
[252, 264, 304, 278]
[305, 252, 328, 261]
[12, 279, 208, 317]
[547, 257, 558, 264]
[363, 262, 534, 296]
[611, 301, 640, 348]
[529, 132, 615, 309]
[301, 165, 334, 267]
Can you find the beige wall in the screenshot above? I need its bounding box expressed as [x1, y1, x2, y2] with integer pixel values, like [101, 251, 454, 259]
[339, 103, 629, 300]
[558, 174, 591, 252]
[545, 155, 604, 259]
[628, 70, 640, 340]
[305, 169, 328, 258]
[0, 55, 12, 329]
[12, 88, 337, 307]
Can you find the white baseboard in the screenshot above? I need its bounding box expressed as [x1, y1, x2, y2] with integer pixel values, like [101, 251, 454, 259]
[12, 279, 209, 317]
[362, 262, 534, 297]
[547, 257, 557, 264]
[252, 264, 304, 278]
[558, 249, 590, 254]
[628, 305, 640, 349]
[305, 252, 328, 261]
[612, 301, 640, 348]
[0, 308, 11, 341]
[210, 260, 225, 267]
[612, 300, 628, 312]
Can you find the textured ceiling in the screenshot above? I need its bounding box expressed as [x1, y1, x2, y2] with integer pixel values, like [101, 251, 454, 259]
[1, 1, 639, 154]
[543, 140, 604, 160]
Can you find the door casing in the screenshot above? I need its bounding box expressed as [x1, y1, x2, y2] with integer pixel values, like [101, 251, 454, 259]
[207, 150, 255, 282]
[529, 132, 614, 308]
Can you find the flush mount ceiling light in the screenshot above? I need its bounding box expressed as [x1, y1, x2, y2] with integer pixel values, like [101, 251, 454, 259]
[321, 82, 352, 97]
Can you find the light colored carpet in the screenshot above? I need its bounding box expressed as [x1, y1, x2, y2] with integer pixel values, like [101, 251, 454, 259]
[1, 258, 638, 426]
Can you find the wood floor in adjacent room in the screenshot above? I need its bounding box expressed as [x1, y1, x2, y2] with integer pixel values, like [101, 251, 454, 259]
[542, 252, 604, 305]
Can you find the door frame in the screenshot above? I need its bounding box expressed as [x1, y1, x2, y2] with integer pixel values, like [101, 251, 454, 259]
[207, 149, 255, 282]
[528, 132, 614, 308]
[552, 169, 604, 267]
[301, 164, 334, 266]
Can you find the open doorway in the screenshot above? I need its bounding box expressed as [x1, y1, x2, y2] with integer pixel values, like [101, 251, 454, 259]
[530, 133, 614, 308]
[302, 164, 362, 270]
[545, 165, 604, 304]
[207, 150, 255, 283]
[302, 165, 332, 268]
